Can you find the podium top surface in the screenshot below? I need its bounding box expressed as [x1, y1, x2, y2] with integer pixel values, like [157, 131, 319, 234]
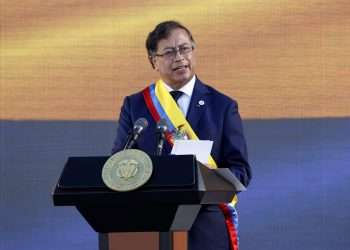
[53, 154, 239, 206]
[58, 155, 197, 190]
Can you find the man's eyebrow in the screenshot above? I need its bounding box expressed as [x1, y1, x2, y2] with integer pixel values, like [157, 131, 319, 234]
[161, 43, 191, 51]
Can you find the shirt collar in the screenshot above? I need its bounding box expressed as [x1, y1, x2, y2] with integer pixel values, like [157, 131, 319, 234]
[162, 75, 196, 98]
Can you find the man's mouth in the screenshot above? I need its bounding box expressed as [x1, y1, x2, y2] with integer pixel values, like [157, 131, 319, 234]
[172, 65, 188, 71]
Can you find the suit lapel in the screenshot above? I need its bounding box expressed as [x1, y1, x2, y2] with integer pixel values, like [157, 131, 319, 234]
[186, 78, 210, 130]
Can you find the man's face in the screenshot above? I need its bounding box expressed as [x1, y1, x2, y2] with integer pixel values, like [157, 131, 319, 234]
[152, 28, 196, 89]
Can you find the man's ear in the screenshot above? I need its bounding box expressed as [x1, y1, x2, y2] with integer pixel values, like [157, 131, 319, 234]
[149, 56, 158, 70]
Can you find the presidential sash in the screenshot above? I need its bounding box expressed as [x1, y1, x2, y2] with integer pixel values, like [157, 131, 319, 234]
[143, 79, 240, 250]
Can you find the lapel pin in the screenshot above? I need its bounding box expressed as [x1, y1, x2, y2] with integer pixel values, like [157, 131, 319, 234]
[198, 100, 205, 106]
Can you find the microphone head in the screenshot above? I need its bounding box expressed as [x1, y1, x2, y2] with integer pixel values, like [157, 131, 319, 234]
[156, 118, 168, 133]
[133, 117, 148, 134]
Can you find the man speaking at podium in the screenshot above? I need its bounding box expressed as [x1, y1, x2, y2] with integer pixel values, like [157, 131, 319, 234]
[112, 20, 251, 250]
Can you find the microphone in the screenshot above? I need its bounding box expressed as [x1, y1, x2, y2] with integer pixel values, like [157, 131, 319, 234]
[124, 118, 149, 150]
[155, 119, 168, 155]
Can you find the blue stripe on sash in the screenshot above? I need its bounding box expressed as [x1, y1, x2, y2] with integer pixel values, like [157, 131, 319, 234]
[149, 84, 176, 132]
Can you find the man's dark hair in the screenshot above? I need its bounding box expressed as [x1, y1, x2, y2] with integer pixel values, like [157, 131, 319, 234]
[145, 20, 195, 59]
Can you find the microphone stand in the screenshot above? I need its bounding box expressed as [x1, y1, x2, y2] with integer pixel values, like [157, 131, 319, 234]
[156, 130, 166, 155]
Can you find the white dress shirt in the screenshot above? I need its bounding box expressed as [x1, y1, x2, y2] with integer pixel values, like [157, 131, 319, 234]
[162, 75, 196, 116]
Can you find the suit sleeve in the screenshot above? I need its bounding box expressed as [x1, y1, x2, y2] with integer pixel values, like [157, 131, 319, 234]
[111, 97, 133, 154]
[221, 101, 252, 187]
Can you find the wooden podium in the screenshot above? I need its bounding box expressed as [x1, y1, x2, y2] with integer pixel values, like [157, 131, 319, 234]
[53, 155, 244, 250]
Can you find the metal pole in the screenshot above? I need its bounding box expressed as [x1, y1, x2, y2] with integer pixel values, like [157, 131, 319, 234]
[159, 232, 173, 250]
[98, 233, 109, 250]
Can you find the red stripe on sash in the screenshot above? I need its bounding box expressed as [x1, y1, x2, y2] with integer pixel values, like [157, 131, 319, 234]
[142, 87, 173, 145]
[143, 87, 160, 122]
[219, 203, 239, 250]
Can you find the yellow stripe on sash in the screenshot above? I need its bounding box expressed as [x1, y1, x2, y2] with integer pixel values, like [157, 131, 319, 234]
[155, 79, 216, 168]
[155, 79, 237, 204]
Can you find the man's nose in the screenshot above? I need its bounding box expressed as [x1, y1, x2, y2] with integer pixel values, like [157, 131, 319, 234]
[174, 49, 184, 61]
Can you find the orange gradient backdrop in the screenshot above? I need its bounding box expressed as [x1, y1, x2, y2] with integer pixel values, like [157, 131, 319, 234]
[1, 0, 349, 120]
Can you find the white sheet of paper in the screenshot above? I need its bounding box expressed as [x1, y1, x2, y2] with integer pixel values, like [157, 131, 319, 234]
[170, 140, 213, 164]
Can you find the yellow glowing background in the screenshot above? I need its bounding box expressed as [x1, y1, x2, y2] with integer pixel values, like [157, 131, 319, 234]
[1, 0, 349, 120]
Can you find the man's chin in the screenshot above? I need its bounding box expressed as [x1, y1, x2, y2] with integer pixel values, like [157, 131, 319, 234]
[177, 71, 193, 81]
[172, 75, 192, 87]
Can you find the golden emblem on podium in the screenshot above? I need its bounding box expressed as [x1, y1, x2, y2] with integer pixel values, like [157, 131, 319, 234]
[102, 149, 153, 191]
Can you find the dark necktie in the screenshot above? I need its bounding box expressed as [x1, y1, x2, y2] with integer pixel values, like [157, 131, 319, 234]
[170, 91, 183, 104]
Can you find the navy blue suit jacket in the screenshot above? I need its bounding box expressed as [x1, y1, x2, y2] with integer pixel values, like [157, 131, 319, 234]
[112, 78, 251, 186]
[112, 78, 251, 250]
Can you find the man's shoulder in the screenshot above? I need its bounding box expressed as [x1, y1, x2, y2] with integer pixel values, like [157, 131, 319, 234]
[124, 84, 151, 102]
[127, 90, 144, 100]
[197, 78, 238, 106]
